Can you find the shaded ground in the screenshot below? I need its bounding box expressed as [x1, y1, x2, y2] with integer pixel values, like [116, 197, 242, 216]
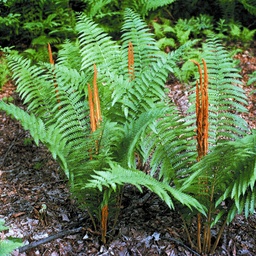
[0, 49, 256, 256]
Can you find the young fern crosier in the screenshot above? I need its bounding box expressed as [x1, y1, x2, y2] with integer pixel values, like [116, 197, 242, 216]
[0, 9, 204, 243]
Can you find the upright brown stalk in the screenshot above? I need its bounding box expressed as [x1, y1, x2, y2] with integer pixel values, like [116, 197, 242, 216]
[88, 83, 95, 161]
[47, 43, 54, 65]
[191, 59, 209, 161]
[191, 59, 209, 253]
[101, 205, 108, 244]
[128, 41, 135, 81]
[93, 64, 102, 125]
[88, 83, 96, 133]
[88, 64, 102, 134]
[88, 65, 107, 242]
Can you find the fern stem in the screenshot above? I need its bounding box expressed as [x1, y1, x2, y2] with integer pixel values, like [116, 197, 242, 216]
[101, 204, 108, 244]
[197, 213, 202, 253]
[181, 215, 196, 249]
[87, 209, 97, 232]
[202, 210, 212, 253]
[112, 188, 123, 234]
[210, 219, 227, 254]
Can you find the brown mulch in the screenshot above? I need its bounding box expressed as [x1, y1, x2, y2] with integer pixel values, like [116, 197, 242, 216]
[0, 50, 256, 256]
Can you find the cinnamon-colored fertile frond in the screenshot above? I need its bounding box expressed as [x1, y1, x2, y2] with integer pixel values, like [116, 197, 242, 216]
[88, 83, 96, 133]
[93, 64, 102, 126]
[191, 59, 209, 161]
[47, 43, 54, 65]
[128, 41, 135, 81]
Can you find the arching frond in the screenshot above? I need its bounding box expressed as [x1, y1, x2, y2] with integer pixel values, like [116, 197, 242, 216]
[57, 39, 82, 70]
[121, 8, 160, 76]
[146, 107, 197, 184]
[76, 13, 121, 76]
[0, 101, 69, 176]
[122, 0, 176, 17]
[183, 131, 256, 223]
[7, 55, 56, 117]
[85, 162, 205, 213]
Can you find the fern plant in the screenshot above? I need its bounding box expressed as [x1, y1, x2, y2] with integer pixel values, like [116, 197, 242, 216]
[0, 8, 204, 244]
[183, 131, 256, 254]
[1, 8, 254, 253]
[177, 37, 251, 253]
[135, 35, 252, 254]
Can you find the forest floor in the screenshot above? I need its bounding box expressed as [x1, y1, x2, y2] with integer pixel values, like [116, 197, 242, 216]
[0, 48, 256, 256]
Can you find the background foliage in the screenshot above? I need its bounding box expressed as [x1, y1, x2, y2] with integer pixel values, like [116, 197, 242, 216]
[0, 0, 255, 52]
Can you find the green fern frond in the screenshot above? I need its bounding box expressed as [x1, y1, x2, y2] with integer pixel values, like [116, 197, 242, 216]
[57, 39, 82, 70]
[120, 56, 173, 121]
[86, 0, 113, 18]
[85, 162, 205, 213]
[0, 238, 23, 256]
[76, 13, 121, 75]
[143, 104, 197, 184]
[247, 71, 256, 94]
[218, 0, 237, 21]
[7, 54, 91, 153]
[121, 8, 159, 75]
[117, 108, 165, 168]
[183, 131, 256, 222]
[0, 101, 45, 145]
[0, 220, 23, 254]
[0, 101, 70, 175]
[7, 55, 57, 116]
[122, 0, 176, 17]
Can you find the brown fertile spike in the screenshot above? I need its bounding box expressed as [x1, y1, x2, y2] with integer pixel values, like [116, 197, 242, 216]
[191, 60, 204, 161]
[48, 43, 54, 65]
[202, 59, 209, 154]
[93, 64, 102, 126]
[88, 83, 96, 132]
[191, 59, 209, 160]
[191, 59, 210, 253]
[128, 41, 135, 81]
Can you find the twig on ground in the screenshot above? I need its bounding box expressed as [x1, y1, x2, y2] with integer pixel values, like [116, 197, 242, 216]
[18, 227, 83, 253]
[163, 236, 201, 256]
